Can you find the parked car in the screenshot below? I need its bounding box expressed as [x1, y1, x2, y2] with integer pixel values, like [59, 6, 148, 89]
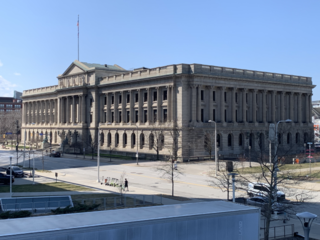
[6, 166, 24, 178]
[247, 182, 285, 202]
[0, 173, 14, 185]
[247, 196, 285, 214]
[50, 151, 61, 157]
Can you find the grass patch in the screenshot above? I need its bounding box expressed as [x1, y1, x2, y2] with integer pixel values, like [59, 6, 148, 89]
[237, 162, 320, 175]
[0, 182, 94, 193]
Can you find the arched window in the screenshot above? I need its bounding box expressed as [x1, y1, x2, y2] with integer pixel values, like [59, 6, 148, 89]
[131, 133, 136, 148]
[249, 133, 254, 148]
[123, 132, 127, 147]
[228, 134, 232, 147]
[159, 133, 164, 150]
[278, 133, 282, 144]
[36, 131, 39, 142]
[259, 133, 264, 150]
[149, 133, 154, 150]
[295, 132, 300, 144]
[287, 133, 291, 144]
[100, 132, 104, 146]
[54, 131, 57, 143]
[49, 131, 52, 144]
[140, 133, 145, 149]
[239, 133, 243, 146]
[40, 131, 43, 142]
[217, 134, 221, 147]
[304, 133, 308, 143]
[115, 133, 119, 147]
[107, 132, 111, 147]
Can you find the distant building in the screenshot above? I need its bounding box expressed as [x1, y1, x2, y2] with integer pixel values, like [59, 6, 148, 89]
[0, 95, 23, 113]
[21, 60, 313, 160]
[14, 90, 22, 100]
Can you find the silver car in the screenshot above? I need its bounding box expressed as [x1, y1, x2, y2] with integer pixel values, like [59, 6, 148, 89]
[247, 196, 285, 214]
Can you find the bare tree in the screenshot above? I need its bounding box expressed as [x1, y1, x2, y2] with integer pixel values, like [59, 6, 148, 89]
[117, 171, 126, 204]
[149, 124, 165, 160]
[210, 124, 316, 240]
[204, 131, 215, 160]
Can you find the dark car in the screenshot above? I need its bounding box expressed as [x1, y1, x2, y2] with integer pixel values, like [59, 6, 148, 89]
[6, 166, 24, 178]
[50, 151, 61, 157]
[0, 173, 14, 185]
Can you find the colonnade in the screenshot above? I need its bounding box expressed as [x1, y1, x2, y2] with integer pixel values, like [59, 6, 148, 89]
[24, 99, 58, 125]
[58, 95, 86, 124]
[100, 86, 175, 124]
[191, 86, 312, 124]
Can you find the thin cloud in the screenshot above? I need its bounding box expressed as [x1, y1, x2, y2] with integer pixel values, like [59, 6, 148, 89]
[14, 73, 21, 76]
[0, 75, 17, 97]
[0, 60, 3, 67]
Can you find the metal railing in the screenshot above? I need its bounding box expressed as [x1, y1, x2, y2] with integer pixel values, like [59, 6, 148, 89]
[260, 224, 294, 239]
[1, 195, 163, 214]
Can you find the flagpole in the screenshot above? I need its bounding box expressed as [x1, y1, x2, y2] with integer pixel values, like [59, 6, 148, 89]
[78, 15, 79, 61]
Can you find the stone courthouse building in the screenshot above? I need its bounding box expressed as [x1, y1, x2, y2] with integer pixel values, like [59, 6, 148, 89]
[21, 60, 314, 160]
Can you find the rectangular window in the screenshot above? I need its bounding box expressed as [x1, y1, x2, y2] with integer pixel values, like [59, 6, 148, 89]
[127, 111, 130, 122]
[163, 109, 167, 122]
[90, 113, 93, 123]
[163, 90, 167, 100]
[153, 109, 157, 122]
[201, 109, 204, 122]
[119, 111, 122, 123]
[104, 112, 107, 122]
[127, 94, 130, 103]
[90, 100, 92, 108]
[15, 105, 21, 108]
[213, 109, 216, 121]
[235, 93, 238, 103]
[111, 96, 114, 104]
[111, 112, 114, 122]
[201, 90, 204, 101]
[144, 92, 148, 102]
[236, 110, 238, 122]
[104, 97, 107, 105]
[135, 93, 138, 103]
[246, 93, 248, 103]
[224, 92, 227, 102]
[144, 110, 147, 123]
[153, 92, 157, 101]
[225, 109, 227, 121]
[213, 91, 216, 101]
[135, 110, 138, 122]
[119, 95, 122, 104]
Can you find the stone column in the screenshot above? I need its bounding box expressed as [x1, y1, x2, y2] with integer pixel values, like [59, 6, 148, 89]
[280, 92, 285, 121]
[271, 91, 276, 123]
[252, 89, 257, 123]
[66, 97, 70, 123]
[297, 93, 302, 123]
[172, 83, 176, 122]
[197, 86, 201, 122]
[78, 95, 81, 123]
[167, 86, 171, 122]
[209, 86, 213, 121]
[191, 85, 197, 122]
[58, 98, 61, 124]
[242, 89, 247, 123]
[157, 87, 161, 122]
[121, 91, 125, 123]
[147, 88, 151, 123]
[138, 89, 143, 123]
[262, 90, 266, 123]
[71, 96, 75, 123]
[309, 94, 313, 124]
[232, 88, 236, 123]
[82, 95, 86, 124]
[115, 92, 119, 123]
[289, 92, 294, 122]
[220, 87, 225, 123]
[130, 91, 134, 123]
[305, 94, 309, 123]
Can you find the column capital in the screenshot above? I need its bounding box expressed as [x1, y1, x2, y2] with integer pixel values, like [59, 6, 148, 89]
[165, 85, 172, 89]
[190, 84, 197, 89]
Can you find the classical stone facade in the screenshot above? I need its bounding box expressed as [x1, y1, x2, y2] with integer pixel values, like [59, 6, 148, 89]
[21, 61, 314, 160]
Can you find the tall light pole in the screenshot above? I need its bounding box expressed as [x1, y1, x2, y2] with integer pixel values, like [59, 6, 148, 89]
[208, 120, 218, 176]
[23, 128, 26, 167]
[9, 156, 12, 198]
[274, 119, 292, 202]
[32, 150, 35, 184]
[97, 125, 101, 183]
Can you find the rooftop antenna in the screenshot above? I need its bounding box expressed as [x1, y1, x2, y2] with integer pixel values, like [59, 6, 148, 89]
[77, 15, 79, 61]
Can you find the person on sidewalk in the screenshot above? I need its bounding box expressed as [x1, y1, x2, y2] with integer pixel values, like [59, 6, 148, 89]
[174, 161, 177, 170]
[124, 178, 129, 191]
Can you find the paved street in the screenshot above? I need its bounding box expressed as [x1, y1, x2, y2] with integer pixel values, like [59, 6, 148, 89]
[1, 149, 320, 238]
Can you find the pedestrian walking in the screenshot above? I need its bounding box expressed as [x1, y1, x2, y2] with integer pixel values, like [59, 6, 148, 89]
[174, 161, 177, 170]
[124, 178, 129, 191]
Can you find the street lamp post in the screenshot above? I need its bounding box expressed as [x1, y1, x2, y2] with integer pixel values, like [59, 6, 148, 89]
[274, 119, 292, 202]
[208, 120, 218, 176]
[97, 125, 101, 183]
[32, 150, 35, 184]
[9, 156, 12, 198]
[296, 212, 317, 240]
[307, 142, 313, 174]
[228, 173, 238, 202]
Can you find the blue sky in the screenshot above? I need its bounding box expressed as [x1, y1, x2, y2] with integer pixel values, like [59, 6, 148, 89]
[0, 0, 319, 99]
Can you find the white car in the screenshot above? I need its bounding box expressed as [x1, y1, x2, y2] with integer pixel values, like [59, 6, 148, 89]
[247, 196, 285, 214]
[247, 182, 285, 201]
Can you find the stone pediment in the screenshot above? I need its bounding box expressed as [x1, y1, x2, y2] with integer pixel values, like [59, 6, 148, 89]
[61, 60, 90, 77]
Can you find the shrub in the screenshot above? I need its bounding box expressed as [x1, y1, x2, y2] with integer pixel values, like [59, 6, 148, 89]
[0, 211, 31, 219]
[51, 203, 100, 214]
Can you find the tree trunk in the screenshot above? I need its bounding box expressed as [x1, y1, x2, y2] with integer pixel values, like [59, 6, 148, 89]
[172, 161, 174, 196]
